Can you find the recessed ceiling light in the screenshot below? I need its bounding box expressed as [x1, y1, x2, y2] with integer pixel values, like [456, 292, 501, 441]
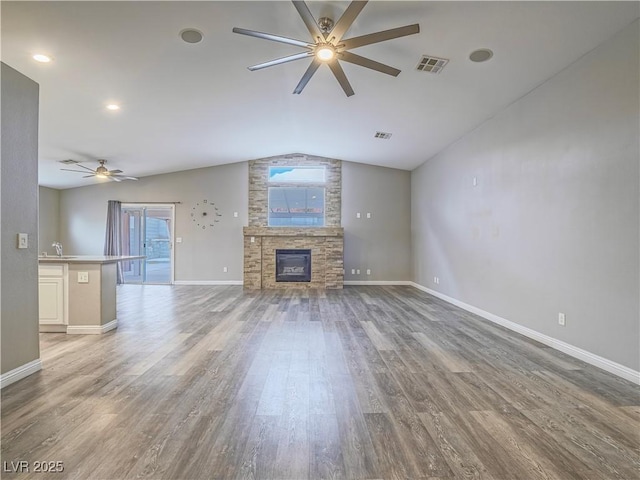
[180, 29, 204, 44]
[33, 54, 52, 63]
[469, 49, 493, 63]
[106, 104, 120, 111]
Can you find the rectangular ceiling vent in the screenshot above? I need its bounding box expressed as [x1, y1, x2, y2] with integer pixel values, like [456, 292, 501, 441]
[58, 159, 79, 165]
[416, 55, 449, 74]
[374, 131, 392, 140]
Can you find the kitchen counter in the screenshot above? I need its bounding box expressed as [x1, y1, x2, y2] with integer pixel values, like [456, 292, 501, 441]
[38, 255, 145, 334]
[39, 255, 145, 264]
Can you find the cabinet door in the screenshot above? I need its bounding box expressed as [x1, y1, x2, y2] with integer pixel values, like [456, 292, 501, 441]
[39, 278, 64, 324]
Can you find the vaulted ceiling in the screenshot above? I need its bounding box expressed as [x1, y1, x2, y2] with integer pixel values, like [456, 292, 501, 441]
[2, 1, 638, 189]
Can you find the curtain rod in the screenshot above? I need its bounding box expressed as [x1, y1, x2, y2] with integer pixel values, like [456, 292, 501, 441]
[119, 201, 182, 204]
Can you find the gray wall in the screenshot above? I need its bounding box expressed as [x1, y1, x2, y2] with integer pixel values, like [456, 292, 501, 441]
[343, 161, 411, 281]
[1, 63, 40, 375]
[58, 159, 412, 283]
[411, 21, 639, 371]
[60, 162, 248, 282]
[39, 186, 60, 254]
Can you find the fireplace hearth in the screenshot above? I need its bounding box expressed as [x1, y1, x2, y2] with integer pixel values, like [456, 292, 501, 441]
[275, 249, 311, 283]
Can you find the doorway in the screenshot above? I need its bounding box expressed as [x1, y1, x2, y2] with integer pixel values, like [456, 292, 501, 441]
[121, 204, 174, 284]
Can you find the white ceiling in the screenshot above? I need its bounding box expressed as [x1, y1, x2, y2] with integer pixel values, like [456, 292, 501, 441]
[2, 1, 638, 189]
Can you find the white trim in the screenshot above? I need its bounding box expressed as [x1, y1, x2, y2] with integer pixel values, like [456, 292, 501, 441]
[344, 280, 414, 286]
[0, 359, 42, 389]
[409, 282, 640, 385]
[67, 319, 118, 335]
[173, 280, 244, 286]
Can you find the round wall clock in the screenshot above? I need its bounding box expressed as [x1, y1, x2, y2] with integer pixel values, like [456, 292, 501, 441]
[191, 199, 221, 229]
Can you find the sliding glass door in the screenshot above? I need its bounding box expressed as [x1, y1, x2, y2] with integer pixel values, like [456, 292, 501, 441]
[121, 204, 174, 284]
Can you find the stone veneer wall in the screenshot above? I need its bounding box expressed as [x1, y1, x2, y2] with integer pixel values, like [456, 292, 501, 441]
[248, 154, 341, 226]
[244, 154, 344, 289]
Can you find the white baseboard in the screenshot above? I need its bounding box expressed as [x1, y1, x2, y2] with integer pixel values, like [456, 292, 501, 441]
[173, 280, 243, 286]
[67, 319, 118, 335]
[410, 282, 640, 385]
[344, 280, 414, 286]
[0, 359, 42, 389]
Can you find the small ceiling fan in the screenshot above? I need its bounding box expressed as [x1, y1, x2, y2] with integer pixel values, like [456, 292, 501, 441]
[60, 159, 138, 182]
[233, 0, 419, 97]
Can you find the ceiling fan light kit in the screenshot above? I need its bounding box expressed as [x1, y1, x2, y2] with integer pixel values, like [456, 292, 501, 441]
[233, 0, 420, 97]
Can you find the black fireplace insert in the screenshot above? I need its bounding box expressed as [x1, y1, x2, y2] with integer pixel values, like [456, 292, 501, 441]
[275, 249, 311, 282]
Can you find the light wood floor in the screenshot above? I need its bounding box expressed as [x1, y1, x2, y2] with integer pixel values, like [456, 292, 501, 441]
[1, 285, 639, 479]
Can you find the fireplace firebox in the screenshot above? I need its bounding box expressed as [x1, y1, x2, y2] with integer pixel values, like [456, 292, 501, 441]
[275, 249, 311, 282]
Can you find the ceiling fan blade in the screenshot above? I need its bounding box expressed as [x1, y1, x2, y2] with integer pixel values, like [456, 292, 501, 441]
[112, 175, 139, 181]
[340, 24, 420, 50]
[61, 168, 94, 173]
[232, 27, 312, 48]
[339, 51, 401, 76]
[292, 1, 324, 42]
[293, 58, 321, 94]
[328, 61, 355, 97]
[62, 163, 97, 172]
[108, 169, 123, 174]
[327, 1, 368, 43]
[108, 176, 122, 182]
[82, 174, 96, 178]
[248, 52, 313, 71]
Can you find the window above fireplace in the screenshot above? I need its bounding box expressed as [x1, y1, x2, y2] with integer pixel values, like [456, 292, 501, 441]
[268, 166, 326, 227]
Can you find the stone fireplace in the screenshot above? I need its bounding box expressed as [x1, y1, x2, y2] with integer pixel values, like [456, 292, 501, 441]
[243, 154, 344, 289]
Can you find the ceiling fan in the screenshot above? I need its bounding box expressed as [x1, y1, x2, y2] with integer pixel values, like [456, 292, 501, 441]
[60, 159, 138, 182]
[233, 0, 419, 97]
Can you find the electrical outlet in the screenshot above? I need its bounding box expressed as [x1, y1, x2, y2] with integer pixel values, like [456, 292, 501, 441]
[78, 272, 89, 283]
[250, 236, 255, 243]
[351, 269, 355, 275]
[356, 269, 360, 275]
[558, 313, 566, 326]
[356, 212, 361, 219]
[366, 269, 371, 275]
[223, 267, 228, 273]
[366, 212, 371, 219]
[233, 212, 238, 218]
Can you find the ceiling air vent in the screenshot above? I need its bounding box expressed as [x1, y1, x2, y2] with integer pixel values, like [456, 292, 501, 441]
[416, 55, 449, 74]
[58, 159, 79, 165]
[374, 131, 392, 140]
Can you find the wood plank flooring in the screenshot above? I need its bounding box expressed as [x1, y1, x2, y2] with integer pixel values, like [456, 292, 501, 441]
[1, 285, 639, 479]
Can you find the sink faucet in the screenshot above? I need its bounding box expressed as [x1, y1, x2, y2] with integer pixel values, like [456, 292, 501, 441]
[52, 242, 63, 257]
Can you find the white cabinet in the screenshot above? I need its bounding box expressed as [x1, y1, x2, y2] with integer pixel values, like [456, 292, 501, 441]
[39, 264, 68, 326]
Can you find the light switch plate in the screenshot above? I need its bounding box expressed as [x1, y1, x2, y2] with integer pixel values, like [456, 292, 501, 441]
[176, 237, 183, 243]
[233, 212, 238, 218]
[78, 272, 89, 283]
[356, 212, 361, 218]
[17, 233, 28, 249]
[366, 213, 371, 219]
